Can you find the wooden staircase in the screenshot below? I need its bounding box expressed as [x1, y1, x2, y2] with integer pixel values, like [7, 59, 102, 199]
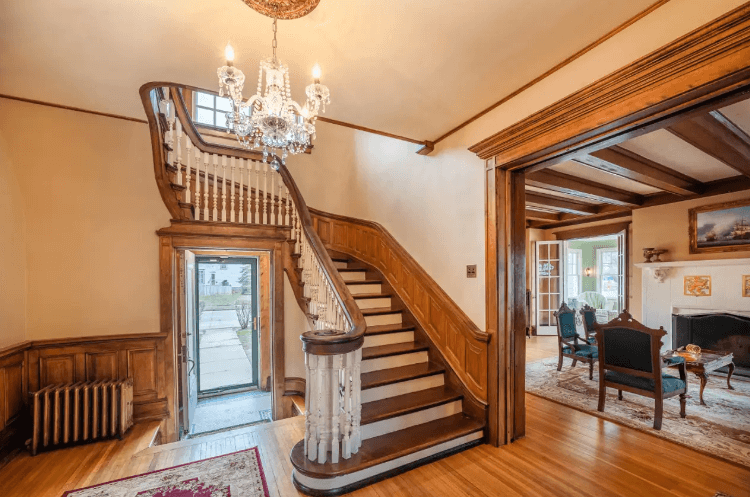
[290, 253, 485, 495]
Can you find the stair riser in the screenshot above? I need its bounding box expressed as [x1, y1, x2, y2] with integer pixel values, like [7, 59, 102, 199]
[340, 271, 367, 282]
[293, 431, 484, 492]
[354, 297, 391, 309]
[363, 331, 414, 348]
[333, 261, 348, 269]
[361, 351, 428, 374]
[361, 374, 444, 404]
[361, 400, 463, 441]
[347, 284, 381, 295]
[365, 313, 401, 327]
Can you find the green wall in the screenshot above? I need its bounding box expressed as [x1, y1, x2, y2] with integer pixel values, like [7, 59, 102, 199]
[567, 239, 618, 292]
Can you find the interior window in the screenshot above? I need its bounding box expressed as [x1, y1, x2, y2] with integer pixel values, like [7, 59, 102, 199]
[566, 249, 582, 302]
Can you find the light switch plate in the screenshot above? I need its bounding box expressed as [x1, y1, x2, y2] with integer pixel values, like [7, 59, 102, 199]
[466, 265, 477, 278]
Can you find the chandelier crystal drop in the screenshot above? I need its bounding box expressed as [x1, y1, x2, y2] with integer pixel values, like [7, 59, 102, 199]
[217, 18, 330, 169]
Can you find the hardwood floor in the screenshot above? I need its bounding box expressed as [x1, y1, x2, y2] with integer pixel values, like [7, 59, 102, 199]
[526, 335, 559, 362]
[3, 392, 748, 497]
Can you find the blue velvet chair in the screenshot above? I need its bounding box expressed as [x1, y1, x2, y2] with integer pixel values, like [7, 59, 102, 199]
[594, 311, 687, 430]
[555, 303, 598, 380]
[580, 304, 598, 345]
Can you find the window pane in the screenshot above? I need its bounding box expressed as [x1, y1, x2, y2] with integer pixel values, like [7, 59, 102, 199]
[215, 96, 232, 112]
[601, 276, 618, 299]
[196, 92, 214, 108]
[215, 111, 229, 129]
[195, 107, 214, 125]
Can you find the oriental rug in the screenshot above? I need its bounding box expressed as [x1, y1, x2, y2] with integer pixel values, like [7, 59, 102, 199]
[62, 447, 269, 497]
[526, 358, 750, 468]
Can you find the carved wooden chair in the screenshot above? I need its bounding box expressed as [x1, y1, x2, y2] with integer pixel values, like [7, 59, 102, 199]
[580, 304, 598, 345]
[554, 303, 598, 380]
[594, 311, 688, 430]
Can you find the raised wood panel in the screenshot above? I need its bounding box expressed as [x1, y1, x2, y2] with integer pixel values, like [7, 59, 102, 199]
[318, 220, 331, 243]
[40, 355, 75, 387]
[429, 298, 445, 346]
[445, 321, 465, 370]
[465, 341, 488, 397]
[85, 351, 118, 381]
[128, 349, 158, 399]
[333, 224, 346, 246]
[4, 363, 23, 425]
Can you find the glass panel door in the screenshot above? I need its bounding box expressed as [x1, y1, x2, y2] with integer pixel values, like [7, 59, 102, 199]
[536, 241, 564, 335]
[196, 257, 259, 394]
[617, 230, 626, 313]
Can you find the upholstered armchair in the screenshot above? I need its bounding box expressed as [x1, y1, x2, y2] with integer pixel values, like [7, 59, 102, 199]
[554, 303, 598, 380]
[580, 304, 598, 345]
[594, 311, 688, 430]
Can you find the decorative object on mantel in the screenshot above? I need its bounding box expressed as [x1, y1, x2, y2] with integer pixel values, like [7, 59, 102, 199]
[684, 275, 711, 297]
[652, 268, 670, 283]
[743, 275, 750, 297]
[642, 248, 668, 263]
[689, 198, 750, 254]
[239, 0, 320, 19]
[216, 15, 330, 169]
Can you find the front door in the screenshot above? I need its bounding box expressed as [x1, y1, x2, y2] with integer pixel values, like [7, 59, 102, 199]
[196, 257, 259, 394]
[179, 250, 198, 437]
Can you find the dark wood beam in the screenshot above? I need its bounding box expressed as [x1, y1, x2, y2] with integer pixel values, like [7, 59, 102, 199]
[666, 111, 750, 178]
[574, 146, 703, 196]
[525, 210, 561, 222]
[535, 210, 633, 230]
[525, 169, 643, 207]
[525, 193, 599, 216]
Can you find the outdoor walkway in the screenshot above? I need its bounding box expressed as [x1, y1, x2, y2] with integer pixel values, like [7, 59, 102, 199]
[199, 309, 253, 391]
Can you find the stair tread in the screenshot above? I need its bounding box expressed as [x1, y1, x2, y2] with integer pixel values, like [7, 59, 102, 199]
[291, 414, 484, 478]
[345, 279, 382, 285]
[361, 362, 444, 390]
[361, 385, 462, 426]
[362, 341, 429, 360]
[360, 307, 401, 316]
[365, 324, 416, 335]
[352, 293, 392, 300]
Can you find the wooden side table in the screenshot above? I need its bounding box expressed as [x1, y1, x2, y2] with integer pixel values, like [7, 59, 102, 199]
[666, 349, 735, 406]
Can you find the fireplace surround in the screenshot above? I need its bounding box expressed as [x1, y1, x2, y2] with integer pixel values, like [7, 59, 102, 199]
[673, 312, 750, 377]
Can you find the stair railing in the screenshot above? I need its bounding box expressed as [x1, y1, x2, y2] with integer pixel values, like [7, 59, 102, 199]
[140, 82, 367, 465]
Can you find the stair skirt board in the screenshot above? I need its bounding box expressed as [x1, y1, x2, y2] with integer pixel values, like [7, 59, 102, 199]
[360, 400, 463, 441]
[361, 351, 429, 374]
[340, 271, 367, 281]
[292, 432, 484, 495]
[354, 297, 391, 309]
[361, 374, 444, 403]
[364, 313, 401, 327]
[346, 283, 381, 295]
[363, 331, 414, 348]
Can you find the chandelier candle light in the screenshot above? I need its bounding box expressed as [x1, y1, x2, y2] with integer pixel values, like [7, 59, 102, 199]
[217, 18, 330, 169]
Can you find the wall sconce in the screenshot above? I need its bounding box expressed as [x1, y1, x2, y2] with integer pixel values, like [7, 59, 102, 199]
[584, 267, 594, 277]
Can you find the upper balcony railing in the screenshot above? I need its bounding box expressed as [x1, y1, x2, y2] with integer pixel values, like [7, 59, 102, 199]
[140, 82, 367, 464]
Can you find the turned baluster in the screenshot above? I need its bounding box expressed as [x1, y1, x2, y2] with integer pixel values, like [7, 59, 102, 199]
[194, 147, 201, 219]
[184, 137, 192, 203]
[317, 355, 331, 463]
[263, 162, 269, 224]
[351, 348, 362, 452]
[212, 155, 219, 221]
[278, 175, 285, 226]
[175, 120, 183, 186]
[331, 354, 342, 464]
[229, 157, 236, 223]
[203, 152, 210, 221]
[306, 353, 319, 461]
[254, 161, 261, 224]
[238, 159, 244, 223]
[269, 169, 276, 225]
[342, 350, 353, 459]
[221, 156, 228, 222]
[246, 160, 252, 224]
[284, 186, 291, 226]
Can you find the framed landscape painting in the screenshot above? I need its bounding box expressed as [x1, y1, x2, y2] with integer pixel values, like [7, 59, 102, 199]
[689, 198, 750, 254]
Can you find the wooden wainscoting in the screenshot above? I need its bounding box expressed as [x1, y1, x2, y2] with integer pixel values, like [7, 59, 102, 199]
[310, 209, 490, 406]
[0, 343, 28, 465]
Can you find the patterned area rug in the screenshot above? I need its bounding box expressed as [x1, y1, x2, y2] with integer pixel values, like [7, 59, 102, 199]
[63, 447, 269, 497]
[526, 358, 750, 468]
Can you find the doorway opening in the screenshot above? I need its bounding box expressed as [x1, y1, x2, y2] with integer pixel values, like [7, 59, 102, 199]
[181, 253, 272, 438]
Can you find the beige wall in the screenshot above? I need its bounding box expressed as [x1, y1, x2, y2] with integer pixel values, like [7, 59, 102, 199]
[0, 132, 27, 348]
[631, 191, 750, 320]
[0, 99, 171, 340]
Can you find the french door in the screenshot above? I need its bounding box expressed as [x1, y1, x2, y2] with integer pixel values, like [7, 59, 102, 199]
[535, 241, 564, 335]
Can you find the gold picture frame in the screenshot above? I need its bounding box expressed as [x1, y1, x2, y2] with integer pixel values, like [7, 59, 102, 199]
[744, 275, 750, 298]
[689, 198, 750, 254]
[684, 276, 711, 297]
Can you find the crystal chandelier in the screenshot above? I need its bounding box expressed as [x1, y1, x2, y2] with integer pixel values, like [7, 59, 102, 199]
[217, 18, 330, 169]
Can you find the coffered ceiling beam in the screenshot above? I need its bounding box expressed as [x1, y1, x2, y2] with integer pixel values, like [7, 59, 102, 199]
[525, 210, 561, 222]
[525, 193, 599, 216]
[525, 169, 643, 207]
[666, 111, 750, 178]
[574, 146, 703, 196]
